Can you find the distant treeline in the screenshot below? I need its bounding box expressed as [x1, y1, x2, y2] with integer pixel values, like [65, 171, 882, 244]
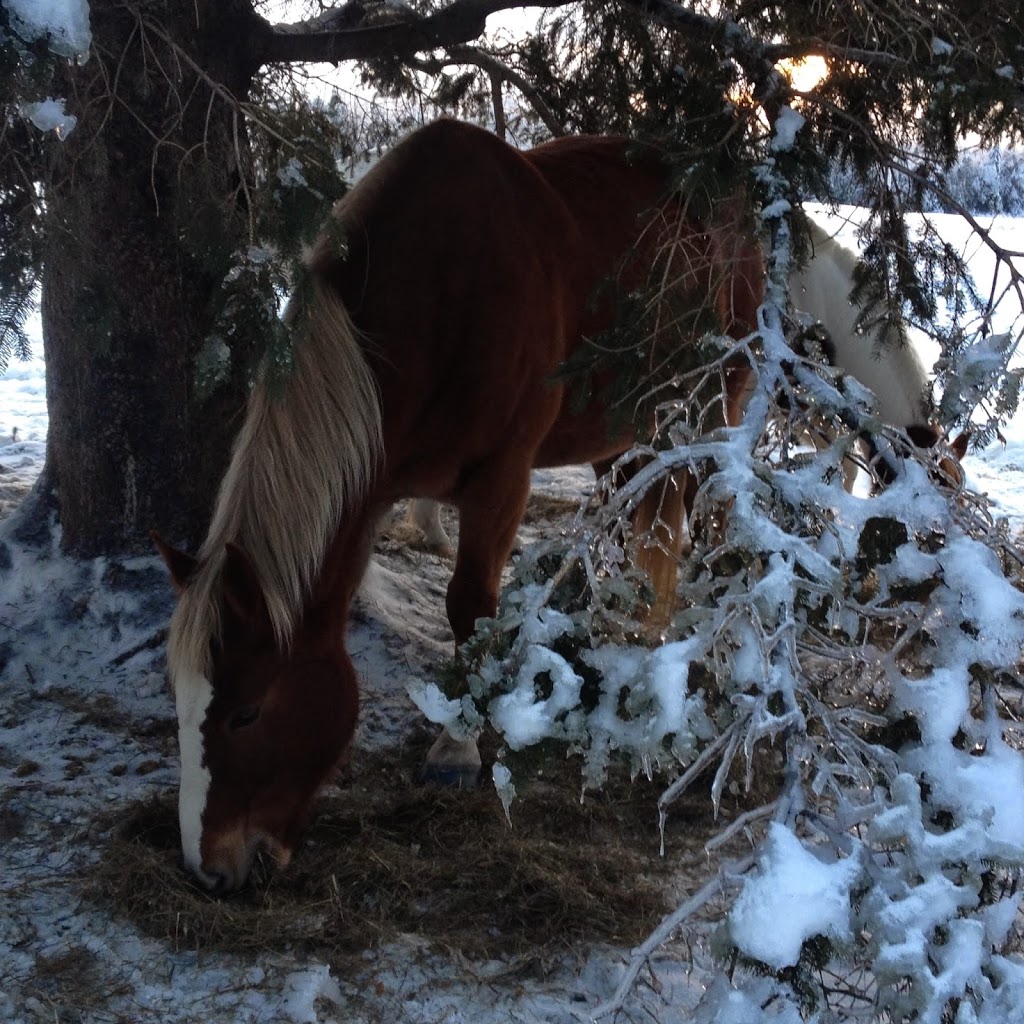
[820, 146, 1024, 215]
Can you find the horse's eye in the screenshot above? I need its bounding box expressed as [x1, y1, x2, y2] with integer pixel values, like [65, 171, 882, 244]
[227, 706, 261, 732]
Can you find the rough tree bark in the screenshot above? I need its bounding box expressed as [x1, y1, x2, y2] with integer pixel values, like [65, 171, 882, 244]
[38, 0, 264, 554]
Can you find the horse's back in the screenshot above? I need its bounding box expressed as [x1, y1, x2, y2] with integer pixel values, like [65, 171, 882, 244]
[308, 120, 760, 500]
[526, 137, 763, 465]
[312, 121, 584, 498]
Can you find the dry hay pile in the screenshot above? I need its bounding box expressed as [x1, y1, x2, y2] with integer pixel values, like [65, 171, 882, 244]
[84, 731, 721, 964]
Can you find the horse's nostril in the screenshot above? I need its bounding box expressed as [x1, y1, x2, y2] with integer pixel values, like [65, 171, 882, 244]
[188, 865, 232, 894]
[207, 870, 231, 895]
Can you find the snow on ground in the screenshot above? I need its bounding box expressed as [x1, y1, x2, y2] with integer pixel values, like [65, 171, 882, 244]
[2, 213, 1024, 1022]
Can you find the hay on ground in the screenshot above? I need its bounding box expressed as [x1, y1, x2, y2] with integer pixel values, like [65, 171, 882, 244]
[84, 735, 719, 963]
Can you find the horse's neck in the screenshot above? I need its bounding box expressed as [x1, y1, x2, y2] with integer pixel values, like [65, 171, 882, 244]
[304, 504, 380, 642]
[790, 225, 931, 427]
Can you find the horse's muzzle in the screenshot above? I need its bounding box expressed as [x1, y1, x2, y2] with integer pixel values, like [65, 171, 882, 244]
[186, 831, 292, 894]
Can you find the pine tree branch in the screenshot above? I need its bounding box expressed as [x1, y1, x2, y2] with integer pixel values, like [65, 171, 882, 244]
[254, 0, 574, 68]
[613, 0, 783, 106]
[489, 69, 507, 138]
[764, 37, 1024, 118]
[620, 1, 1024, 125]
[411, 44, 566, 137]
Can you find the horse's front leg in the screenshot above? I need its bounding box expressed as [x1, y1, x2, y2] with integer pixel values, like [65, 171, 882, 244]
[420, 462, 532, 786]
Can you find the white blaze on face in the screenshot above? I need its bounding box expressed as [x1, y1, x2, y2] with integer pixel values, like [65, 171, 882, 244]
[175, 670, 214, 880]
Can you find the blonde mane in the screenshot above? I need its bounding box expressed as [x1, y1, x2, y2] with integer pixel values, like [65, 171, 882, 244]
[168, 226, 385, 683]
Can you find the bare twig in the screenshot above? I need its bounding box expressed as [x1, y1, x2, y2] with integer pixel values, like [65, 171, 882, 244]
[111, 630, 168, 668]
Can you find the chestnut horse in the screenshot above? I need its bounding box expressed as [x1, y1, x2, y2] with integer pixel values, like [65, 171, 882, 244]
[155, 119, 763, 892]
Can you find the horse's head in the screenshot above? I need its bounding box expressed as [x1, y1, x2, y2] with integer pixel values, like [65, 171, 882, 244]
[154, 536, 359, 893]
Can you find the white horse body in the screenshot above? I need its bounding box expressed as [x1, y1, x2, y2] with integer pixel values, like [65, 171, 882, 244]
[792, 220, 932, 431]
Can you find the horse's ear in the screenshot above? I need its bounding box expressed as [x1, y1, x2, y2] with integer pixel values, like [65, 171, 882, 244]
[221, 542, 270, 632]
[151, 531, 198, 592]
[950, 431, 969, 461]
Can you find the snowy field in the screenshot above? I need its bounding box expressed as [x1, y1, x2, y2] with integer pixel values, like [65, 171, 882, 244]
[2, 209, 1024, 1022]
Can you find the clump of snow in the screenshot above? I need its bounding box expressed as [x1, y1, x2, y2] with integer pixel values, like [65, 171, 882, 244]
[940, 331, 1017, 423]
[760, 197, 792, 220]
[769, 105, 805, 152]
[193, 333, 232, 393]
[277, 156, 310, 189]
[729, 824, 860, 969]
[489, 643, 583, 749]
[4, 0, 91, 59]
[694, 977, 804, 1024]
[280, 965, 342, 1024]
[21, 96, 77, 138]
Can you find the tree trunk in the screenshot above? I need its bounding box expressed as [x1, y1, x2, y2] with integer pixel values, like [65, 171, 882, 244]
[39, 0, 263, 555]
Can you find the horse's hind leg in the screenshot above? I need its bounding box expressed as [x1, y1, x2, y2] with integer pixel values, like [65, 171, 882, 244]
[421, 462, 533, 787]
[632, 468, 690, 627]
[408, 498, 455, 557]
[593, 456, 691, 628]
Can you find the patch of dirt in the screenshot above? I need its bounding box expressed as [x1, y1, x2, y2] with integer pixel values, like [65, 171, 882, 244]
[522, 493, 580, 525]
[375, 495, 581, 558]
[0, 797, 27, 842]
[0, 474, 32, 523]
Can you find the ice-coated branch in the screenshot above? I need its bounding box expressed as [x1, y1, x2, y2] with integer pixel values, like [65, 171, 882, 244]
[704, 801, 779, 853]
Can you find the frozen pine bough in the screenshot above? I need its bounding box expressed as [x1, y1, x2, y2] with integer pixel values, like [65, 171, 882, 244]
[412, 456, 1024, 1020]
[411, 159, 1024, 1022]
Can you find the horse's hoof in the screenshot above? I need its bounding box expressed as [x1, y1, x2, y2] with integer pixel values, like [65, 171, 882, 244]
[417, 762, 481, 788]
[420, 733, 481, 787]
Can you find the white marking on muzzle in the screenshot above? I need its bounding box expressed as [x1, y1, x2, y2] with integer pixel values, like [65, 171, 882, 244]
[175, 671, 214, 882]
